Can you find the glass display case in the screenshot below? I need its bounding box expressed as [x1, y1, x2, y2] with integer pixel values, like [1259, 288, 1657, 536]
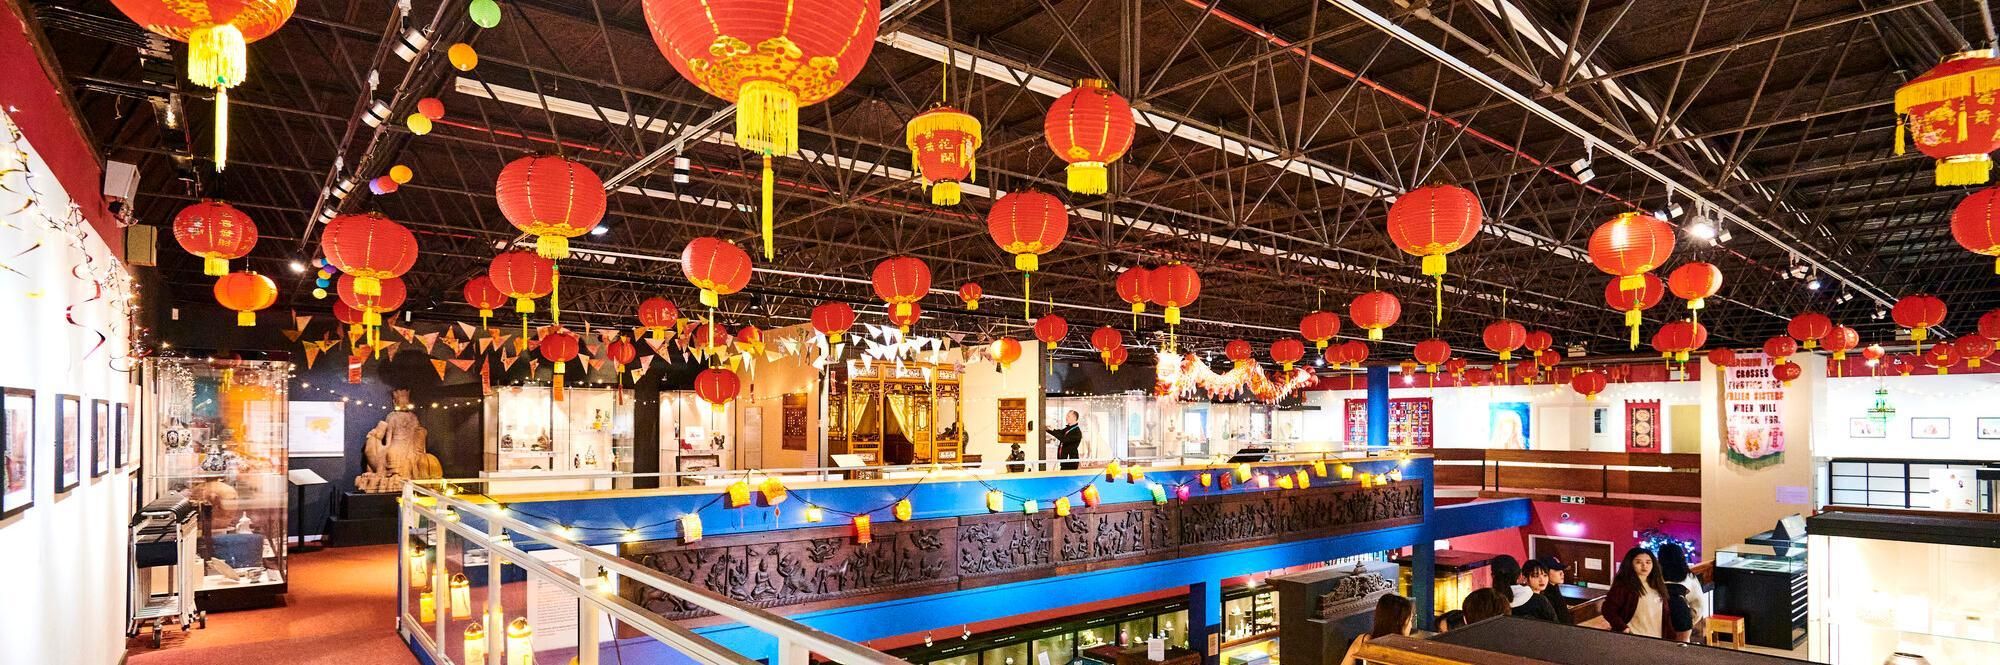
[145, 357, 289, 603]
[661, 391, 735, 476]
[1715, 542, 1808, 649]
[892, 589, 1212, 665]
[483, 386, 629, 491]
[1809, 522, 2000, 664]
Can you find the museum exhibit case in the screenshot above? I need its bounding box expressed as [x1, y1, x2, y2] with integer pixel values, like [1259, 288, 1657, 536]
[661, 390, 736, 476]
[144, 357, 290, 606]
[1808, 510, 2000, 664]
[827, 360, 961, 466]
[483, 386, 630, 492]
[1394, 549, 1498, 614]
[1714, 542, 1808, 649]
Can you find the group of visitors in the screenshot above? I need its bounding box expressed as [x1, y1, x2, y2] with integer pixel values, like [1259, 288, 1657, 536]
[1437, 543, 1706, 640]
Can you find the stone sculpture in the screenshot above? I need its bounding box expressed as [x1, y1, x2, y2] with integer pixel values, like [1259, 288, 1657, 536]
[354, 389, 442, 492]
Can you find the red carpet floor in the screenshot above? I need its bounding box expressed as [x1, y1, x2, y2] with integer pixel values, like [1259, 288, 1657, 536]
[127, 544, 420, 665]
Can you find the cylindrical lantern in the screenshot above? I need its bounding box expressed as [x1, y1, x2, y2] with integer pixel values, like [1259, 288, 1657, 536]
[1270, 338, 1305, 372]
[496, 155, 606, 259]
[871, 256, 932, 318]
[681, 237, 753, 308]
[1350, 291, 1401, 341]
[638, 296, 680, 341]
[811, 302, 856, 343]
[1386, 183, 1482, 321]
[449, 573, 471, 619]
[506, 618, 533, 665]
[322, 212, 418, 297]
[958, 282, 983, 310]
[173, 200, 259, 276]
[464, 621, 487, 664]
[1482, 319, 1527, 360]
[1667, 262, 1723, 313]
[1044, 79, 1135, 194]
[907, 106, 982, 205]
[1896, 53, 2000, 185]
[1589, 212, 1675, 292]
[1787, 312, 1833, 349]
[214, 271, 276, 326]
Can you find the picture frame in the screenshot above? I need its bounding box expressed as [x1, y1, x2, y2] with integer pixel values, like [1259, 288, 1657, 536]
[1977, 417, 2000, 441]
[55, 394, 79, 493]
[2, 388, 33, 519]
[91, 399, 110, 478]
[1848, 417, 1886, 439]
[115, 403, 130, 468]
[1911, 417, 1951, 440]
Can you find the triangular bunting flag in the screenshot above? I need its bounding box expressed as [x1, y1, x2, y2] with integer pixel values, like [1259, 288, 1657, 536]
[638, 355, 654, 372]
[418, 332, 440, 354]
[529, 359, 541, 375]
[448, 358, 475, 373]
[478, 338, 493, 353]
[377, 341, 401, 359]
[500, 354, 520, 372]
[282, 329, 303, 342]
[430, 358, 448, 380]
[588, 357, 606, 372]
[645, 337, 671, 356]
[293, 311, 311, 332]
[458, 321, 476, 339]
[303, 343, 323, 369]
[443, 337, 467, 357]
[393, 325, 418, 343]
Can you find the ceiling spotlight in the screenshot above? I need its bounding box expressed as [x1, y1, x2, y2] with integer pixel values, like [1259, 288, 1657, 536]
[673, 156, 691, 184]
[1687, 220, 1716, 240]
[1574, 167, 1596, 184]
[1569, 156, 1591, 173]
[1716, 229, 1733, 243]
[589, 225, 609, 236]
[1807, 278, 1822, 290]
[1665, 202, 1685, 219]
[288, 260, 306, 273]
[392, 28, 429, 62]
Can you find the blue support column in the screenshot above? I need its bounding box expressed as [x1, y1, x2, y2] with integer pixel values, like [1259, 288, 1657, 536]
[1189, 580, 1223, 665]
[1412, 542, 1437, 631]
[1366, 365, 1390, 449]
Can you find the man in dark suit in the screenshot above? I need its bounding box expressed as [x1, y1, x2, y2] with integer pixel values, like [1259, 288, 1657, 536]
[1046, 410, 1083, 470]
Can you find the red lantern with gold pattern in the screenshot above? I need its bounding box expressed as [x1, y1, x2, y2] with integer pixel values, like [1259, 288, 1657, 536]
[988, 190, 1068, 316]
[1034, 315, 1069, 348]
[108, 0, 295, 170]
[1590, 212, 1676, 292]
[1773, 361, 1804, 385]
[886, 302, 922, 333]
[958, 283, 983, 310]
[1116, 266, 1151, 322]
[1104, 345, 1129, 371]
[1893, 294, 1949, 347]
[496, 155, 606, 260]
[321, 212, 418, 298]
[1482, 320, 1527, 360]
[1224, 340, 1254, 367]
[1147, 263, 1200, 326]
[641, 0, 879, 258]
[1667, 262, 1723, 313]
[1926, 341, 1958, 374]
[1413, 338, 1452, 373]
[1824, 325, 1860, 360]
[489, 251, 555, 313]
[907, 106, 982, 205]
[1788, 312, 1833, 349]
[692, 367, 742, 412]
[1895, 53, 2000, 185]
[173, 200, 259, 276]
[337, 274, 406, 324]
[1044, 79, 1134, 194]
[811, 302, 856, 344]
[1270, 339, 1305, 373]
[989, 336, 1023, 368]
[1300, 311, 1341, 350]
[1983, 309, 2000, 339]
[1571, 370, 1608, 401]
[638, 297, 680, 341]
[1605, 273, 1664, 349]
[464, 276, 508, 328]
[214, 271, 276, 326]
[1763, 336, 1798, 364]
[1958, 335, 1994, 368]
[1708, 347, 1737, 367]
[872, 256, 931, 319]
[1350, 291, 1401, 341]
[1386, 184, 1482, 321]
[1951, 185, 2000, 273]
[1337, 340, 1370, 369]
[682, 237, 753, 309]
[1090, 326, 1124, 362]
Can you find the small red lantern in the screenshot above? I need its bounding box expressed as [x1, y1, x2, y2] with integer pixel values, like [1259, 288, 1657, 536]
[173, 200, 259, 276]
[812, 302, 856, 344]
[1224, 340, 1254, 367]
[692, 367, 742, 412]
[1090, 326, 1124, 360]
[958, 283, 983, 310]
[1104, 345, 1129, 371]
[686, 322, 732, 359]
[1892, 294, 1948, 347]
[1951, 185, 2000, 274]
[638, 297, 680, 341]
[906, 106, 982, 205]
[214, 271, 276, 326]
[1656, 320, 1707, 362]
[1571, 370, 1608, 401]
[489, 251, 555, 314]
[1524, 330, 1555, 353]
[886, 302, 923, 333]
[1116, 266, 1151, 323]
[1958, 336, 1994, 368]
[1590, 212, 1676, 292]
[1667, 262, 1723, 313]
[1764, 336, 1798, 363]
[1604, 273, 1665, 348]
[1788, 312, 1833, 349]
[1413, 338, 1452, 373]
[1862, 344, 1887, 363]
[322, 212, 418, 297]
[1034, 315, 1070, 348]
[1891, 354, 1917, 376]
[539, 330, 581, 397]
[1895, 52, 2000, 185]
[605, 337, 639, 366]
[1824, 325, 1861, 361]
[1338, 340, 1370, 369]
[1926, 341, 1958, 374]
[1482, 320, 1527, 360]
[1774, 361, 1804, 386]
[988, 190, 1068, 316]
[496, 155, 606, 259]
[1386, 184, 1483, 320]
[1147, 263, 1201, 327]
[872, 256, 932, 319]
[463, 276, 509, 328]
[682, 237, 753, 308]
[1708, 347, 1737, 367]
[1044, 79, 1135, 194]
[1350, 291, 1401, 341]
[1982, 309, 2000, 339]
[1300, 311, 1341, 350]
[990, 337, 1024, 368]
[1539, 348, 1565, 367]
[1270, 339, 1305, 372]
[337, 274, 406, 324]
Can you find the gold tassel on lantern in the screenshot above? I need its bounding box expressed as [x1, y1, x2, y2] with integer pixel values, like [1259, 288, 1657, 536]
[204, 256, 228, 276]
[238, 311, 256, 326]
[1937, 155, 1993, 186]
[535, 235, 569, 260]
[188, 24, 246, 171]
[735, 77, 797, 262]
[1626, 308, 1642, 350]
[1895, 115, 1907, 155]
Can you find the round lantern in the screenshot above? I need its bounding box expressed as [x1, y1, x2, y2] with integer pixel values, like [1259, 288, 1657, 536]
[1892, 294, 1949, 347]
[489, 251, 555, 315]
[811, 302, 856, 344]
[1117, 266, 1151, 326]
[604, 337, 639, 366]
[1926, 341, 1958, 374]
[1044, 79, 1134, 194]
[1772, 361, 1803, 386]
[1824, 325, 1861, 360]
[989, 337, 1024, 368]
[1104, 345, 1130, 371]
[1604, 273, 1665, 348]
[1270, 339, 1305, 373]
[1090, 326, 1124, 363]
[463, 276, 508, 329]
[886, 302, 922, 333]
[872, 256, 932, 319]
[638, 297, 680, 341]
[108, 0, 294, 170]
[1708, 347, 1737, 367]
[736, 325, 765, 355]
[496, 155, 606, 260]
[988, 190, 1068, 316]
[1571, 370, 1608, 401]
[1589, 212, 1675, 292]
[692, 368, 742, 412]
[1890, 354, 1917, 376]
[682, 237, 753, 308]
[1337, 340, 1370, 369]
[1787, 312, 1833, 349]
[641, 0, 879, 257]
[1349, 291, 1401, 341]
[1667, 262, 1723, 313]
[1300, 311, 1341, 350]
[448, 43, 478, 70]
[1482, 320, 1527, 360]
[1656, 320, 1707, 362]
[958, 283, 983, 310]
[1224, 340, 1254, 367]
[339, 275, 406, 353]
[1034, 315, 1070, 348]
[332, 300, 366, 340]
[1413, 338, 1452, 373]
[214, 271, 276, 326]
[1895, 52, 2000, 185]
[1539, 348, 1566, 367]
[1951, 185, 2000, 274]
[1958, 336, 1994, 368]
[906, 106, 982, 205]
[416, 97, 445, 120]
[1147, 263, 1201, 326]
[539, 329, 579, 371]
[322, 212, 418, 298]
[172, 200, 259, 276]
[1862, 344, 1886, 363]
[1982, 308, 2000, 339]
[1524, 330, 1555, 353]
[1764, 336, 1798, 363]
[1386, 184, 1482, 320]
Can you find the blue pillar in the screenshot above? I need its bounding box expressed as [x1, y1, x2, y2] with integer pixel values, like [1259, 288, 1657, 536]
[1412, 542, 1437, 631]
[1188, 580, 1222, 665]
[1366, 365, 1390, 448]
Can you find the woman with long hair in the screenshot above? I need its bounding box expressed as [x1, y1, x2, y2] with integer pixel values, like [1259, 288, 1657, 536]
[1460, 587, 1512, 624]
[1602, 547, 1672, 638]
[1341, 594, 1415, 664]
[1656, 543, 1703, 641]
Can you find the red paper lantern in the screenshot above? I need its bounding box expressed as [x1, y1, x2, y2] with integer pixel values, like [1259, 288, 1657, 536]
[1482, 320, 1527, 360]
[1890, 354, 1917, 375]
[338, 274, 406, 319]
[496, 155, 606, 259]
[1656, 320, 1707, 362]
[1862, 344, 1886, 362]
[1337, 340, 1371, 369]
[906, 106, 982, 205]
[641, 0, 879, 257]
[463, 276, 509, 326]
[1386, 184, 1482, 320]
[1270, 339, 1305, 372]
[214, 271, 276, 326]
[489, 251, 555, 312]
[1349, 291, 1401, 341]
[736, 325, 765, 353]
[692, 367, 742, 412]
[1824, 325, 1861, 360]
[108, 0, 295, 170]
[1044, 79, 1134, 194]
[1300, 311, 1342, 350]
[1224, 340, 1254, 366]
[1413, 338, 1452, 373]
[1524, 330, 1555, 353]
[1604, 273, 1665, 348]
[989, 190, 1068, 316]
[1104, 345, 1129, 371]
[1090, 326, 1124, 361]
[1951, 185, 2000, 274]
[637, 297, 681, 341]
[989, 336, 1024, 368]
[1982, 309, 2000, 339]
[415, 97, 444, 120]
[872, 256, 932, 318]
[1926, 340, 1959, 374]
[686, 323, 732, 362]
[1763, 336, 1798, 363]
[1539, 348, 1565, 367]
[682, 237, 753, 308]
[1571, 370, 1608, 401]
[1957, 336, 1994, 368]
[1589, 212, 1675, 292]
[172, 200, 259, 276]
[1147, 263, 1201, 326]
[321, 212, 418, 298]
[1667, 262, 1723, 312]
[1034, 315, 1070, 347]
[1786, 312, 1832, 350]
[886, 302, 922, 333]
[1708, 347, 1737, 367]
[1116, 266, 1151, 318]
[1892, 294, 1949, 345]
[958, 283, 983, 310]
[605, 337, 639, 365]
[811, 302, 856, 343]
[1895, 53, 2000, 185]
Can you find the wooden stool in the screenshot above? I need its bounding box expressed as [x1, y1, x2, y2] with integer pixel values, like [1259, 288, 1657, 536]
[1708, 614, 1747, 649]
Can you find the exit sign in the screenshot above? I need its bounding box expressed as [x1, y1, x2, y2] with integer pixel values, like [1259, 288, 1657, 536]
[1559, 495, 1588, 504]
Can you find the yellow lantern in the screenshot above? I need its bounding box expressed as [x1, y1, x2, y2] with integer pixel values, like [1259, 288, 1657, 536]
[450, 573, 472, 619]
[506, 618, 534, 665]
[409, 546, 429, 586]
[407, 113, 434, 135]
[465, 621, 487, 664]
[420, 590, 437, 623]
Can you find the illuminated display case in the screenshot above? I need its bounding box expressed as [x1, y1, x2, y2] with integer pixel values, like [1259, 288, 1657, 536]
[826, 361, 960, 466]
[661, 390, 735, 475]
[1808, 511, 2000, 664]
[1395, 550, 1497, 614]
[145, 358, 289, 603]
[482, 386, 630, 484]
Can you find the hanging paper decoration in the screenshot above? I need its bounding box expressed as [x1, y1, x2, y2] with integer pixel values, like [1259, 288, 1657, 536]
[489, 251, 555, 344]
[1763, 336, 1798, 364]
[108, 0, 295, 170]
[638, 297, 680, 341]
[1895, 52, 2000, 185]
[1983, 309, 2000, 339]
[907, 106, 982, 205]
[1604, 273, 1664, 349]
[468, 0, 500, 27]
[1655, 320, 1706, 362]
[1044, 79, 1135, 194]
[804, 505, 824, 523]
[214, 271, 276, 326]
[693, 367, 741, 411]
[1349, 291, 1401, 341]
[1386, 184, 1483, 320]
[1524, 330, 1555, 355]
[985, 490, 1004, 513]
[1148, 483, 1168, 505]
[539, 329, 581, 397]
[1824, 325, 1860, 361]
[172, 200, 259, 276]
[988, 191, 1068, 317]
[1224, 340, 1254, 367]
[1021, 500, 1039, 515]
[1034, 315, 1069, 349]
[447, 42, 478, 70]
[1538, 348, 1564, 368]
[891, 498, 914, 522]
[1413, 338, 1452, 373]
[1054, 497, 1072, 517]
[1892, 294, 1948, 349]
[1787, 312, 1833, 349]
[989, 337, 1023, 368]
[322, 212, 419, 297]
[1482, 319, 1527, 360]
[1105, 346, 1129, 371]
[811, 302, 856, 343]
[1589, 212, 1675, 292]
[682, 237, 753, 308]
[338, 274, 406, 354]
[1667, 262, 1723, 315]
[1772, 361, 1804, 386]
[1147, 263, 1200, 328]
[958, 282, 983, 310]
[1300, 310, 1341, 352]
[1958, 336, 1993, 368]
[886, 302, 923, 333]
[872, 256, 932, 320]
[686, 323, 734, 361]
[497, 155, 606, 259]
[1090, 326, 1124, 363]
[851, 515, 872, 544]
[1081, 483, 1101, 507]
[1270, 339, 1305, 372]
[724, 480, 753, 508]
[605, 337, 638, 366]
[735, 325, 765, 356]
[1116, 266, 1151, 328]
[678, 514, 703, 543]
[1572, 370, 1608, 400]
[1337, 340, 1371, 370]
[463, 276, 508, 329]
[1925, 341, 1958, 374]
[641, 0, 879, 258]
[389, 165, 414, 184]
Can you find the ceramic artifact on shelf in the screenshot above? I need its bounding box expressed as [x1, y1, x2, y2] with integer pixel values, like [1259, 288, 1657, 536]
[355, 389, 442, 492]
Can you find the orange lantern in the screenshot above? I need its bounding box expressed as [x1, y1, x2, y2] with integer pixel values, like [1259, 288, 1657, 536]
[641, 0, 879, 258]
[1270, 339, 1305, 372]
[1116, 266, 1151, 326]
[1349, 291, 1401, 341]
[1571, 370, 1608, 401]
[1895, 52, 2000, 185]
[1667, 262, 1723, 314]
[811, 302, 856, 343]
[1589, 212, 1675, 292]
[108, 0, 294, 170]
[322, 212, 418, 298]
[1413, 338, 1452, 373]
[1763, 336, 1798, 364]
[214, 271, 276, 326]
[1386, 184, 1482, 321]
[886, 302, 922, 333]
[638, 297, 680, 341]
[988, 190, 1068, 317]
[906, 106, 982, 205]
[1090, 326, 1124, 362]
[1044, 79, 1134, 194]
[1147, 263, 1200, 326]
[990, 337, 1023, 368]
[692, 367, 741, 412]
[1300, 311, 1341, 350]
[1892, 294, 1949, 348]
[172, 200, 259, 276]
[1604, 273, 1664, 349]
[1482, 320, 1527, 361]
[463, 276, 508, 328]
[682, 237, 753, 308]
[496, 155, 606, 260]
[872, 256, 931, 319]
[958, 282, 983, 310]
[1788, 312, 1833, 349]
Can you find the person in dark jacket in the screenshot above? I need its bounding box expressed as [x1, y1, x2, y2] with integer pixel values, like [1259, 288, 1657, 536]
[1045, 411, 1083, 470]
[1488, 555, 1558, 621]
[1602, 547, 1673, 638]
[1534, 556, 1575, 625]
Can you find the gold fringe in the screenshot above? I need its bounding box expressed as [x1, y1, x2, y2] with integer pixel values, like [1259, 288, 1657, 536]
[735, 81, 798, 156]
[1367, 328, 1382, 341]
[238, 311, 255, 327]
[1894, 61, 2000, 112]
[1619, 274, 1645, 291]
[355, 276, 382, 297]
[1067, 163, 1108, 195]
[700, 289, 719, 308]
[905, 108, 982, 141]
[1015, 253, 1038, 272]
[204, 256, 228, 277]
[931, 181, 961, 206]
[535, 235, 570, 260]
[515, 297, 534, 313]
[214, 88, 229, 172]
[188, 25, 247, 89]
[1895, 116, 1907, 156]
[1166, 306, 1182, 326]
[1421, 254, 1446, 277]
[1937, 156, 1993, 186]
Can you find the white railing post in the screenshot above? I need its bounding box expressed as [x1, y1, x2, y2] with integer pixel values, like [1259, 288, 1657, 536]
[777, 638, 810, 665]
[579, 560, 603, 665]
[433, 518, 447, 655]
[487, 513, 504, 665]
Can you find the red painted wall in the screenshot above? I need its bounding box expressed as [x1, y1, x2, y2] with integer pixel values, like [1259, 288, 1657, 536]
[1434, 499, 1701, 571]
[0, 3, 119, 255]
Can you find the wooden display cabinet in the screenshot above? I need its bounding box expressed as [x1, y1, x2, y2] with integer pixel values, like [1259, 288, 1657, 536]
[826, 361, 962, 466]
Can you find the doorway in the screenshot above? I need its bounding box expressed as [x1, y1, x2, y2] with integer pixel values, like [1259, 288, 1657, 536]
[1530, 535, 1616, 588]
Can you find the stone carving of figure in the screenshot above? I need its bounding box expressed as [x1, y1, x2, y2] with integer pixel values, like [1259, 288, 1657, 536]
[355, 389, 442, 492]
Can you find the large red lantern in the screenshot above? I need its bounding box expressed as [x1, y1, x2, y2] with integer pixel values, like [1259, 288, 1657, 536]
[1763, 336, 1798, 363]
[1116, 266, 1151, 323]
[682, 237, 753, 308]
[958, 283, 983, 310]
[496, 155, 606, 260]
[1386, 184, 1482, 320]
[1589, 212, 1675, 292]
[172, 200, 259, 276]
[1350, 291, 1401, 341]
[1337, 340, 1370, 369]
[1147, 263, 1200, 326]
[489, 251, 555, 314]
[638, 297, 680, 341]
[321, 212, 418, 298]
[1034, 315, 1070, 347]
[1090, 326, 1124, 363]
[1788, 312, 1834, 349]
[1667, 262, 1723, 313]
[641, 0, 879, 258]
[1044, 79, 1135, 194]
[1413, 338, 1452, 373]
[108, 0, 294, 170]
[907, 106, 982, 205]
[886, 302, 923, 333]
[1895, 53, 2000, 185]
[988, 191, 1068, 316]
[1482, 320, 1527, 360]
[1270, 339, 1305, 372]
[1892, 294, 1949, 347]
[989, 336, 1024, 368]
[1104, 345, 1130, 371]
[214, 271, 276, 326]
[1571, 370, 1608, 401]
[1824, 325, 1861, 360]
[811, 302, 856, 344]
[692, 367, 742, 412]
[1951, 185, 2000, 273]
[1224, 340, 1254, 367]
[1604, 273, 1664, 349]
[872, 256, 932, 319]
[463, 276, 509, 328]
[1300, 311, 1341, 350]
[1958, 336, 1994, 368]
[1983, 309, 2000, 339]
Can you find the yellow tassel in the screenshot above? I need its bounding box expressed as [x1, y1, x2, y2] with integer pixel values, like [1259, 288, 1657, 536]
[895, 302, 911, 318]
[535, 235, 569, 260]
[700, 289, 719, 308]
[1895, 115, 1907, 156]
[735, 80, 799, 156]
[1165, 306, 1182, 326]
[1937, 156, 1993, 186]
[1315, 339, 1327, 350]
[1023, 272, 1031, 319]
[1421, 254, 1446, 277]
[204, 256, 228, 276]
[550, 270, 561, 329]
[1689, 297, 1706, 310]
[1619, 274, 1644, 291]
[1805, 339, 1817, 349]
[1367, 328, 1382, 341]
[238, 311, 255, 326]
[355, 275, 382, 297]
[1015, 253, 1039, 272]
[932, 181, 961, 206]
[1500, 350, 1512, 361]
[188, 25, 247, 88]
[214, 87, 229, 171]
[515, 297, 535, 313]
[761, 154, 774, 260]
[966, 299, 978, 310]
[1959, 108, 1969, 142]
[1434, 275, 1443, 324]
[1067, 163, 1108, 195]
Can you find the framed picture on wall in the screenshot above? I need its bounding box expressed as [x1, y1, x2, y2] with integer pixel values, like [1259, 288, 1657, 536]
[90, 399, 109, 478]
[1848, 418, 1886, 439]
[1911, 417, 1951, 439]
[2, 388, 33, 518]
[114, 403, 130, 468]
[55, 394, 79, 493]
[1977, 417, 2000, 440]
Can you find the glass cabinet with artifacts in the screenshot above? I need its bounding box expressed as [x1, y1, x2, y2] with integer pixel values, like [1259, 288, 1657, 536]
[482, 386, 630, 480]
[661, 390, 735, 475]
[145, 357, 289, 604]
[826, 360, 961, 466]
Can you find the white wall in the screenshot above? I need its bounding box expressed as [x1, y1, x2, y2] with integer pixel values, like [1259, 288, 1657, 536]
[0, 115, 137, 665]
[1816, 373, 2000, 461]
[954, 342, 1046, 465]
[1303, 377, 1700, 451]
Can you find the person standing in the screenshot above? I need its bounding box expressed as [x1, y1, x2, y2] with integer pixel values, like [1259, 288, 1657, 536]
[1603, 547, 1673, 638]
[1339, 594, 1415, 664]
[1045, 410, 1083, 470]
[1657, 543, 1703, 642]
[1535, 556, 1575, 625]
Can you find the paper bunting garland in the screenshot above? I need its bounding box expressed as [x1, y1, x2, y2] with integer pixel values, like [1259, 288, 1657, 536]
[447, 358, 475, 373]
[282, 329, 303, 342]
[457, 321, 476, 339]
[500, 354, 520, 371]
[294, 313, 312, 332]
[393, 325, 418, 343]
[431, 358, 448, 379]
[303, 342, 323, 369]
[418, 331, 440, 353]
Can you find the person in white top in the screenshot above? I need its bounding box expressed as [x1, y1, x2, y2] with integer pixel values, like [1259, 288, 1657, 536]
[1656, 542, 1705, 641]
[1603, 547, 1671, 639]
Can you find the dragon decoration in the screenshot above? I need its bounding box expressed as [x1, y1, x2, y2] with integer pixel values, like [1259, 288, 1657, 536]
[1154, 352, 1318, 403]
